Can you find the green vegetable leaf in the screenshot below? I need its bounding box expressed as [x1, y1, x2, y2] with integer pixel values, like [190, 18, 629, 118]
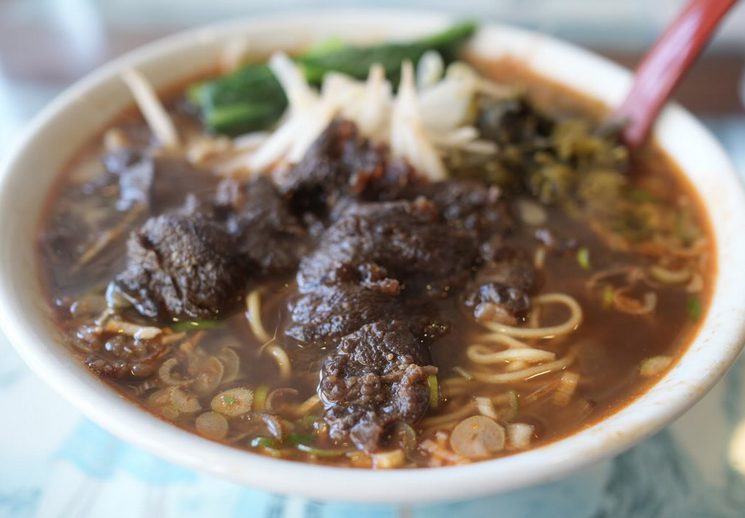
[626, 188, 655, 203]
[576, 247, 591, 270]
[253, 384, 269, 412]
[251, 436, 280, 449]
[189, 64, 288, 136]
[297, 21, 477, 85]
[295, 443, 349, 457]
[170, 319, 224, 332]
[287, 433, 350, 457]
[188, 22, 477, 136]
[427, 375, 439, 409]
[602, 285, 615, 308]
[286, 432, 315, 446]
[687, 295, 702, 320]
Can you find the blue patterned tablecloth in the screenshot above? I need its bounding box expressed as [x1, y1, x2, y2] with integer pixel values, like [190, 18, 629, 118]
[1, 85, 745, 517]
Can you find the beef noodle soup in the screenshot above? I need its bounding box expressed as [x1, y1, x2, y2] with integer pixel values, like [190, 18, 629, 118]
[37, 23, 713, 468]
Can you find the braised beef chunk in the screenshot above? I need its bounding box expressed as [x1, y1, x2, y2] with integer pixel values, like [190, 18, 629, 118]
[215, 177, 309, 274]
[289, 197, 472, 346]
[365, 157, 417, 202]
[286, 285, 398, 344]
[287, 284, 448, 344]
[465, 250, 537, 324]
[279, 119, 416, 215]
[319, 321, 436, 452]
[115, 213, 244, 320]
[298, 199, 479, 297]
[105, 150, 218, 212]
[479, 249, 536, 292]
[404, 180, 514, 238]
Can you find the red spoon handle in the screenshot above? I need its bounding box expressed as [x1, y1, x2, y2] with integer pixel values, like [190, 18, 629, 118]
[613, 0, 739, 147]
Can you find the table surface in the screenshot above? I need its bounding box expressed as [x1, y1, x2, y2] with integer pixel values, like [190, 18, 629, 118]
[2, 4, 745, 517]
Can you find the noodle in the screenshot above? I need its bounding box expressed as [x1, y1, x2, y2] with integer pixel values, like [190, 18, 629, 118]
[613, 288, 657, 315]
[665, 237, 708, 258]
[440, 377, 473, 397]
[264, 343, 291, 380]
[423, 390, 519, 431]
[452, 293, 581, 392]
[246, 289, 271, 343]
[467, 348, 577, 384]
[586, 266, 641, 291]
[522, 379, 561, 405]
[482, 293, 582, 339]
[466, 344, 555, 364]
[471, 333, 533, 349]
[504, 360, 529, 372]
[648, 264, 691, 284]
[686, 272, 704, 293]
[421, 400, 476, 429]
[294, 395, 322, 416]
[527, 303, 542, 329]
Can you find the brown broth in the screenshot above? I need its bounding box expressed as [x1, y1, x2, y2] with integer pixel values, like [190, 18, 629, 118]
[35, 57, 715, 468]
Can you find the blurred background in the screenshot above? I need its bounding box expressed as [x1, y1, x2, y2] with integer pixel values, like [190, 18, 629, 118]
[1, 0, 745, 155]
[1, 1, 745, 516]
[0, 0, 745, 156]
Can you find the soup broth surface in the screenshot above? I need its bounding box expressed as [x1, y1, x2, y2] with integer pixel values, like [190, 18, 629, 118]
[37, 49, 713, 468]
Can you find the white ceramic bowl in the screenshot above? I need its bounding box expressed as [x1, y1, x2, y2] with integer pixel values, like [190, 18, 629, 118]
[1, 10, 745, 504]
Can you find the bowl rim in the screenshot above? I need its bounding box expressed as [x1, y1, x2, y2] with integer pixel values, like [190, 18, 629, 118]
[2, 8, 745, 504]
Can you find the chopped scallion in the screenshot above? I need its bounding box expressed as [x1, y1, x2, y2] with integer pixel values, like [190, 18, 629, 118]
[627, 188, 655, 203]
[295, 443, 350, 458]
[427, 375, 439, 409]
[253, 384, 269, 412]
[250, 436, 279, 449]
[602, 285, 615, 308]
[171, 319, 224, 332]
[687, 295, 702, 320]
[286, 432, 315, 446]
[286, 431, 349, 457]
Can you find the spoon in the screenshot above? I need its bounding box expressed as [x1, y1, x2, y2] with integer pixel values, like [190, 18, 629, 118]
[611, 0, 739, 148]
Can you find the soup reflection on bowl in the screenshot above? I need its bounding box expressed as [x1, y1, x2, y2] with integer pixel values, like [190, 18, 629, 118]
[2, 12, 745, 503]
